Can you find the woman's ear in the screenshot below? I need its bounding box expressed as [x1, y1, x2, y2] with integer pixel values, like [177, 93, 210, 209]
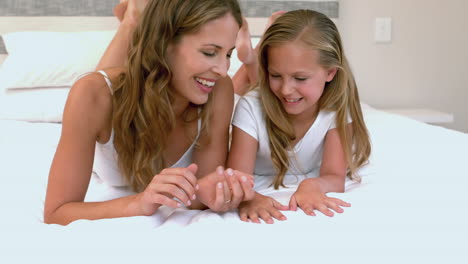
[326, 67, 338, 82]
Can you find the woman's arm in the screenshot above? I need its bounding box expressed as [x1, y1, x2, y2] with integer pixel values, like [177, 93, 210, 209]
[44, 73, 198, 225]
[43, 74, 140, 225]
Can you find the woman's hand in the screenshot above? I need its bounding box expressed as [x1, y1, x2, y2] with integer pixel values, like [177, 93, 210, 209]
[289, 178, 351, 217]
[238, 192, 289, 224]
[132, 164, 199, 216]
[197, 167, 255, 212]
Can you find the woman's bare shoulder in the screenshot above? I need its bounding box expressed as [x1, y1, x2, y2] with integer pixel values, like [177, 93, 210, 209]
[64, 72, 115, 135]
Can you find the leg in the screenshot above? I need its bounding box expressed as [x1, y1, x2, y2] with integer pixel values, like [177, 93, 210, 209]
[232, 12, 287, 95]
[233, 17, 258, 95]
[95, 0, 150, 71]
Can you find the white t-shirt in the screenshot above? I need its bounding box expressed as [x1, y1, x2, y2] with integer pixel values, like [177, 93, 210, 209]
[232, 90, 350, 179]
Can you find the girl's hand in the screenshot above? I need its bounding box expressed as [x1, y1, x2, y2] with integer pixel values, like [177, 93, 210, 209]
[197, 167, 255, 212]
[289, 179, 351, 217]
[133, 164, 198, 216]
[238, 193, 289, 224]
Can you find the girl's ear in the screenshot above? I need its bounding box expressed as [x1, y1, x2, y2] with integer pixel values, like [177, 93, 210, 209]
[326, 67, 338, 82]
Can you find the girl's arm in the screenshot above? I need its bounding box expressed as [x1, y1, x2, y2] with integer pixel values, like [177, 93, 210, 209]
[313, 128, 349, 193]
[189, 77, 254, 211]
[228, 126, 289, 224]
[289, 127, 351, 216]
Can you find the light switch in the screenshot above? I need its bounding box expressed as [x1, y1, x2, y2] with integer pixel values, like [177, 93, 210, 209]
[375, 17, 392, 43]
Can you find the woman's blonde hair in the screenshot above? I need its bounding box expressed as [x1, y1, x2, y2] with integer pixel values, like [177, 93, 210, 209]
[111, 0, 242, 192]
[257, 9, 371, 189]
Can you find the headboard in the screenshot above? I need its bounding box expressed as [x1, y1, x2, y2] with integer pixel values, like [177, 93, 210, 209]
[0, 0, 339, 60]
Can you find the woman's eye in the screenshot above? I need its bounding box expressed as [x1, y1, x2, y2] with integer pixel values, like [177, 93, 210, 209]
[295, 77, 307, 81]
[270, 74, 281, 78]
[227, 53, 232, 59]
[202, 51, 216, 57]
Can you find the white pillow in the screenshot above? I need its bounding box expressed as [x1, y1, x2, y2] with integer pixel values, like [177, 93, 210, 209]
[0, 31, 115, 91]
[0, 31, 115, 122]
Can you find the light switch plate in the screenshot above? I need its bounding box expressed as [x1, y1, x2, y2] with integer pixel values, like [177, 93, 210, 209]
[375, 17, 392, 43]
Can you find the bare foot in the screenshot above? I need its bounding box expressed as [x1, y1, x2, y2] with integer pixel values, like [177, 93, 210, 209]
[236, 17, 256, 65]
[114, 0, 150, 26]
[113, 1, 128, 22]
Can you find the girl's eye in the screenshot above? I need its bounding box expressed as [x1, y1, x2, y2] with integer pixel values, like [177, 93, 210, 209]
[227, 53, 232, 59]
[270, 74, 281, 78]
[295, 77, 307, 81]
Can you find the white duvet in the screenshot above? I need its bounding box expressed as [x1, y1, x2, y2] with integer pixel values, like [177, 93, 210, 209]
[1, 106, 467, 263]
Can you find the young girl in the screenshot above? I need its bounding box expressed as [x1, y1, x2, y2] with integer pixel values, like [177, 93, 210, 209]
[228, 9, 371, 224]
[43, 0, 254, 226]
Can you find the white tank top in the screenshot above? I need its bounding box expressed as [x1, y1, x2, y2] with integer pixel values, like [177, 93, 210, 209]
[92, 70, 201, 187]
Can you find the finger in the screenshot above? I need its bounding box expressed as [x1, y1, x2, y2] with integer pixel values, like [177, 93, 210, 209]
[222, 180, 232, 204]
[302, 206, 316, 216]
[159, 167, 198, 189]
[272, 199, 289, 211]
[151, 193, 181, 208]
[269, 206, 287, 221]
[227, 169, 243, 207]
[187, 163, 198, 176]
[239, 175, 255, 201]
[155, 183, 191, 206]
[161, 175, 196, 201]
[289, 195, 298, 211]
[316, 204, 334, 217]
[258, 209, 274, 224]
[216, 166, 225, 176]
[234, 170, 255, 185]
[325, 200, 344, 214]
[239, 210, 249, 222]
[213, 182, 225, 211]
[248, 212, 261, 224]
[331, 198, 351, 207]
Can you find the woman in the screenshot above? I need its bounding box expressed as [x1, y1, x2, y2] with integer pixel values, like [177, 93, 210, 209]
[44, 0, 254, 226]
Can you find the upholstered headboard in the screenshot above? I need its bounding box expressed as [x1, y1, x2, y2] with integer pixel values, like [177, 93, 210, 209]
[0, 0, 339, 55]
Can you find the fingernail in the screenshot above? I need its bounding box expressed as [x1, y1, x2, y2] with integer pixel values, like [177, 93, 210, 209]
[192, 194, 196, 200]
[217, 182, 223, 189]
[196, 184, 199, 190]
[217, 167, 223, 175]
[177, 203, 181, 207]
[226, 168, 234, 176]
[187, 200, 191, 206]
[241, 176, 247, 182]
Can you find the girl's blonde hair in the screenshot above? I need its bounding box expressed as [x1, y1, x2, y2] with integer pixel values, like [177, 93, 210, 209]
[111, 0, 242, 192]
[258, 9, 371, 189]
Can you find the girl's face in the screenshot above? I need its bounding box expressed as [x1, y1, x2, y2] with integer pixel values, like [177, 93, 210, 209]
[167, 13, 239, 106]
[267, 40, 337, 119]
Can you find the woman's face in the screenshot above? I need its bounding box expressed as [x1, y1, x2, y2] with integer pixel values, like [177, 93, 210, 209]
[167, 13, 239, 105]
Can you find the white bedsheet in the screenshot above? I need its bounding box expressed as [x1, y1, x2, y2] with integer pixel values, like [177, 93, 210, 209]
[1, 107, 467, 263]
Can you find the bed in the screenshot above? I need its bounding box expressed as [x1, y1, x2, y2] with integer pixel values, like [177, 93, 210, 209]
[1, 1, 467, 263]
